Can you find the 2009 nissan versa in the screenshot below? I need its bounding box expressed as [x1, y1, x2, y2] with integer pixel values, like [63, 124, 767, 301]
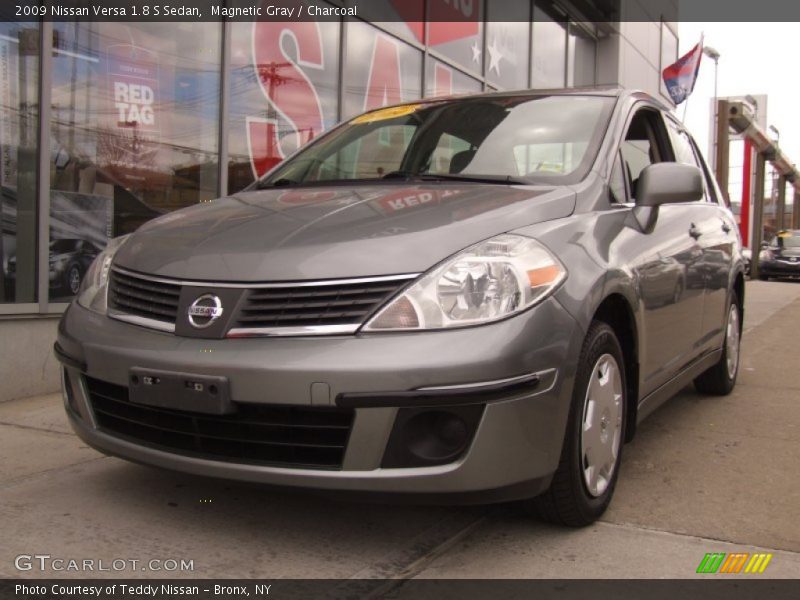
[56, 88, 745, 526]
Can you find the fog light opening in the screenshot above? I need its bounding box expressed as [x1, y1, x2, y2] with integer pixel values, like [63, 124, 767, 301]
[406, 411, 470, 462]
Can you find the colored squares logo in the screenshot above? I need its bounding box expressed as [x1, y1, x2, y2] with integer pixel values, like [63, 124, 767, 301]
[697, 552, 773, 574]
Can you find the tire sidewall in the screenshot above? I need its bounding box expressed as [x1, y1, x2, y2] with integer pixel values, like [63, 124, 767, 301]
[565, 323, 628, 521]
[720, 293, 742, 389]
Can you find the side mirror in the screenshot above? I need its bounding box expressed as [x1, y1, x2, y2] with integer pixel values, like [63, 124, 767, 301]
[636, 163, 704, 207]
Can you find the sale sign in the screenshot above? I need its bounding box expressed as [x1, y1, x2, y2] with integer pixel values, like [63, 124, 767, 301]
[107, 44, 159, 134]
[390, 0, 479, 46]
[100, 43, 161, 179]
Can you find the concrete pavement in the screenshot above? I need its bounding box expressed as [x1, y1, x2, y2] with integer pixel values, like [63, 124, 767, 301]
[1, 280, 799, 580]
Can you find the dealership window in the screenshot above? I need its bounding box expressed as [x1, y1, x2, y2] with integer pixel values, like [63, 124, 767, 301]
[227, 14, 340, 193]
[424, 58, 482, 97]
[343, 21, 423, 119]
[426, 1, 484, 78]
[532, 3, 567, 89]
[0, 22, 39, 304]
[567, 23, 597, 86]
[362, 0, 425, 45]
[485, 1, 530, 89]
[48, 21, 221, 301]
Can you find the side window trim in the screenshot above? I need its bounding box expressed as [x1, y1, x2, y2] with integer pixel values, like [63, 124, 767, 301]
[609, 148, 632, 205]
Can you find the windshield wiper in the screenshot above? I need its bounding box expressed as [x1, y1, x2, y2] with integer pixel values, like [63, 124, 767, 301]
[256, 178, 299, 189]
[383, 171, 529, 185]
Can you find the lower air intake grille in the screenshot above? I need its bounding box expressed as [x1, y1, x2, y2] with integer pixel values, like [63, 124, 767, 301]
[85, 376, 354, 469]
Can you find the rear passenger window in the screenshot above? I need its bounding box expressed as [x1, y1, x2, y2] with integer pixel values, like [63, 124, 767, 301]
[666, 120, 710, 202]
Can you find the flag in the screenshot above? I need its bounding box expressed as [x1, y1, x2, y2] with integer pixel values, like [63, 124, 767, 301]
[662, 39, 704, 105]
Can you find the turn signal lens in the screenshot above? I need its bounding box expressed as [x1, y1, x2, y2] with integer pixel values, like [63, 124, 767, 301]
[363, 235, 565, 331]
[368, 295, 420, 330]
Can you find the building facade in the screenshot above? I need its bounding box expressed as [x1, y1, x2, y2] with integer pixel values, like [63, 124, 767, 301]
[0, 0, 678, 400]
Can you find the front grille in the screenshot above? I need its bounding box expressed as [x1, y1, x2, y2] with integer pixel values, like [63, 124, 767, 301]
[85, 376, 354, 469]
[234, 279, 409, 330]
[109, 269, 181, 325]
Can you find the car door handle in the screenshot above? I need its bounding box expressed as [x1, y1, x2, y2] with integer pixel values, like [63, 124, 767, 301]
[689, 224, 702, 239]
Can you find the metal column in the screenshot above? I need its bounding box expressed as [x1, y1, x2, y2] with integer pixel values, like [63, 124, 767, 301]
[777, 175, 787, 231]
[794, 188, 800, 229]
[714, 100, 730, 203]
[750, 154, 767, 280]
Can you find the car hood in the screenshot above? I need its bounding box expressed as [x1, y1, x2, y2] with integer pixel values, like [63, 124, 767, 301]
[114, 183, 575, 281]
[777, 247, 800, 258]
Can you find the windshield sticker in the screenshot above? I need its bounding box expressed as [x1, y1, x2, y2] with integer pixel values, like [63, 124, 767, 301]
[351, 104, 422, 124]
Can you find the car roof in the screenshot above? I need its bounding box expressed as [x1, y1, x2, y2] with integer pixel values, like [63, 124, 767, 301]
[364, 86, 671, 113]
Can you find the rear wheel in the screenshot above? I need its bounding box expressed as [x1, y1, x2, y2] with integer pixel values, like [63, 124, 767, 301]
[527, 321, 626, 526]
[694, 292, 741, 395]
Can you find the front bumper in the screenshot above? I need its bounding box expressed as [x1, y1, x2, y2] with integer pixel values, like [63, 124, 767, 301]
[759, 259, 800, 278]
[57, 298, 582, 502]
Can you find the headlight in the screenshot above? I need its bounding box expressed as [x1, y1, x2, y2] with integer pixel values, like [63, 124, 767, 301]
[76, 235, 130, 314]
[363, 234, 566, 331]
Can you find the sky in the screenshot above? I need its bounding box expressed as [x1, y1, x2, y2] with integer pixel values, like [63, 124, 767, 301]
[677, 23, 800, 183]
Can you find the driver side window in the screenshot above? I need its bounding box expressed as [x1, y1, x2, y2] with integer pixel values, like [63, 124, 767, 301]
[618, 109, 667, 203]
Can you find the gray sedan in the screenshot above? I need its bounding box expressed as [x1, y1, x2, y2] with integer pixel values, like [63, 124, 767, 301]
[55, 88, 745, 526]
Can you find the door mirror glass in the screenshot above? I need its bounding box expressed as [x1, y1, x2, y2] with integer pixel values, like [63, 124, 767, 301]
[635, 163, 704, 207]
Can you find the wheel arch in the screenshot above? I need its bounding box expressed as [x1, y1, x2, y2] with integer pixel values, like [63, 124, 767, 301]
[732, 270, 745, 323]
[591, 293, 640, 442]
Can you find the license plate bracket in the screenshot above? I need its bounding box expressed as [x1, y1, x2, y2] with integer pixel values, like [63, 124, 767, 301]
[129, 367, 234, 415]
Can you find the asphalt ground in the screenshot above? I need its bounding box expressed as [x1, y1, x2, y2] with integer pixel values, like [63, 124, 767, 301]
[1, 280, 799, 582]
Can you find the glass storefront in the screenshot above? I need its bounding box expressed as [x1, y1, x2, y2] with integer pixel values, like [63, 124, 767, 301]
[0, 21, 39, 304]
[48, 21, 221, 301]
[532, 4, 567, 88]
[0, 0, 599, 312]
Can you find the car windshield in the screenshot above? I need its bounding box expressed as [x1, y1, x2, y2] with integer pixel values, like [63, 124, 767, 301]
[257, 95, 615, 188]
[50, 240, 79, 253]
[777, 232, 800, 248]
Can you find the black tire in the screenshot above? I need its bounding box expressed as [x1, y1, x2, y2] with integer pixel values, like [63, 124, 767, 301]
[694, 291, 741, 396]
[527, 321, 627, 527]
[758, 273, 769, 281]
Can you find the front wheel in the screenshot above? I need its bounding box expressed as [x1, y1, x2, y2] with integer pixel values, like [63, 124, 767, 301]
[694, 292, 741, 395]
[527, 321, 627, 526]
[66, 264, 82, 295]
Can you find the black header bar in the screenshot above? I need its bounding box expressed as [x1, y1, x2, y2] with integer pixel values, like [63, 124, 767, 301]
[3, 0, 800, 23]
